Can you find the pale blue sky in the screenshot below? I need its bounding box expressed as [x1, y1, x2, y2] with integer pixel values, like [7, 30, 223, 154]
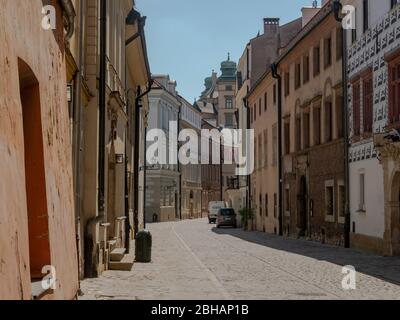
[136, 0, 315, 102]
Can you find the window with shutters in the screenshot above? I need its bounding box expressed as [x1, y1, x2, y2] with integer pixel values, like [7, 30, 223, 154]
[389, 58, 400, 125]
[363, 72, 373, 134]
[353, 81, 361, 136]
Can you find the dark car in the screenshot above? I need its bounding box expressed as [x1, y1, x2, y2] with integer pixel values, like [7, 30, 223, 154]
[216, 208, 237, 228]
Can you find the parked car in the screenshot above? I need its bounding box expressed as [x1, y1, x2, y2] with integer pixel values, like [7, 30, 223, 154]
[217, 208, 237, 228]
[208, 201, 225, 224]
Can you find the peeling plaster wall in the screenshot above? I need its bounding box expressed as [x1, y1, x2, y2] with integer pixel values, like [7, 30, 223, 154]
[0, 0, 78, 299]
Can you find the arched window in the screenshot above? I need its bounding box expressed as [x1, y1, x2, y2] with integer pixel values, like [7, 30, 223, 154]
[18, 58, 51, 281]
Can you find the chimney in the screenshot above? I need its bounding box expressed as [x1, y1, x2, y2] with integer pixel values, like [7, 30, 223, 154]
[168, 80, 177, 96]
[263, 18, 280, 36]
[301, 2, 320, 27]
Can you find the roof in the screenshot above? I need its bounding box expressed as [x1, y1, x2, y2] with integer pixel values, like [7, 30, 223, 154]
[248, 1, 334, 97]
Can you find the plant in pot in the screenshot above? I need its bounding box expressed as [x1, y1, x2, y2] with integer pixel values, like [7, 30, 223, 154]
[239, 208, 255, 231]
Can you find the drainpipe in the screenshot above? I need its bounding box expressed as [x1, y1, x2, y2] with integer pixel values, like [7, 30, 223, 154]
[143, 125, 148, 230]
[71, 0, 86, 290]
[135, 81, 153, 233]
[59, 0, 76, 43]
[271, 63, 283, 236]
[84, 0, 107, 278]
[178, 105, 182, 220]
[334, 0, 351, 248]
[243, 97, 251, 210]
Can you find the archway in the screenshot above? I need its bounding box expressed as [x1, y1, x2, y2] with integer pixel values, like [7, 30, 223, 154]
[297, 175, 308, 237]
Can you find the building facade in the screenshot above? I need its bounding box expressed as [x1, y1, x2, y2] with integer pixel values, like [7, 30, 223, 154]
[145, 75, 181, 223]
[77, 0, 151, 278]
[0, 0, 79, 299]
[278, 1, 345, 245]
[196, 74, 222, 215]
[241, 16, 302, 231]
[343, 0, 400, 255]
[179, 96, 203, 220]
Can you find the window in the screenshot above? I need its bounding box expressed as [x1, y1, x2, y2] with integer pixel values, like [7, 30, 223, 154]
[313, 45, 320, 76]
[272, 124, 278, 166]
[284, 121, 290, 154]
[259, 194, 263, 217]
[392, 0, 399, 9]
[303, 112, 310, 149]
[353, 81, 361, 136]
[225, 97, 233, 109]
[284, 72, 290, 96]
[258, 134, 262, 168]
[324, 36, 332, 68]
[325, 184, 334, 217]
[264, 92, 268, 111]
[226, 85, 233, 91]
[254, 137, 257, 170]
[273, 84, 277, 105]
[296, 117, 301, 151]
[225, 113, 233, 128]
[389, 59, 400, 124]
[295, 62, 301, 89]
[259, 98, 262, 116]
[336, 92, 343, 138]
[325, 101, 333, 142]
[303, 55, 310, 83]
[264, 129, 268, 167]
[363, 73, 373, 133]
[274, 193, 277, 218]
[313, 105, 321, 145]
[18, 59, 52, 282]
[338, 183, 345, 219]
[351, 8, 357, 43]
[250, 106, 253, 124]
[254, 104, 257, 122]
[363, 0, 369, 33]
[265, 194, 269, 217]
[359, 172, 366, 212]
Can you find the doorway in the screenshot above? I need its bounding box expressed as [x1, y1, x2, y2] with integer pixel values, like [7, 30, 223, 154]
[18, 58, 51, 280]
[297, 175, 308, 237]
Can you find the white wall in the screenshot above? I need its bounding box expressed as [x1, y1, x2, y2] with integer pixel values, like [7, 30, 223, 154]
[349, 157, 385, 238]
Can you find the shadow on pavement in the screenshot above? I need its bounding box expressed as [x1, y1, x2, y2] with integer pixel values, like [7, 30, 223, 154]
[211, 226, 400, 286]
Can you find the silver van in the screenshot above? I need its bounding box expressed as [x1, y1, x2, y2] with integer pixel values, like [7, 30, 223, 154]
[217, 208, 237, 228]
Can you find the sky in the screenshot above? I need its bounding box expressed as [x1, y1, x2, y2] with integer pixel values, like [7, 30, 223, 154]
[136, 0, 315, 102]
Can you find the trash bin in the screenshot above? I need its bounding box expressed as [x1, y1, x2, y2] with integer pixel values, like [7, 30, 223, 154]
[135, 230, 152, 263]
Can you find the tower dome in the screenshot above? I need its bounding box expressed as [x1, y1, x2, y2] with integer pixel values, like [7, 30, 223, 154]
[219, 53, 237, 81]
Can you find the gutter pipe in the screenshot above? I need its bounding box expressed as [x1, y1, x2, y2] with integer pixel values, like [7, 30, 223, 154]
[271, 63, 284, 236]
[334, 0, 351, 248]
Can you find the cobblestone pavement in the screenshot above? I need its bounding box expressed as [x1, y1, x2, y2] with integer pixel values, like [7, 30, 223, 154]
[80, 219, 400, 300]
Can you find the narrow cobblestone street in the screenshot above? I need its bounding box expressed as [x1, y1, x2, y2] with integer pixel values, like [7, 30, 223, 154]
[80, 219, 400, 300]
